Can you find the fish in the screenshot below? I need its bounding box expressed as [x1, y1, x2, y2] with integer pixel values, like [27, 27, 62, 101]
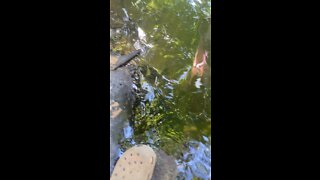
[191, 48, 208, 79]
[111, 49, 141, 71]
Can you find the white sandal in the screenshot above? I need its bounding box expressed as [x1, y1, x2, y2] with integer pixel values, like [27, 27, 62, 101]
[111, 145, 157, 180]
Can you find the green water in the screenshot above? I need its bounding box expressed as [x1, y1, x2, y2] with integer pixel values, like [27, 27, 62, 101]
[111, 0, 211, 179]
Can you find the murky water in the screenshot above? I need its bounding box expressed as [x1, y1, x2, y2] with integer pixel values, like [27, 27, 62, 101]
[110, 0, 211, 179]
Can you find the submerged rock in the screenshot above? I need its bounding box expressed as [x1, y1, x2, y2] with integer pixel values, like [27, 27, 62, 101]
[110, 54, 177, 179]
[110, 54, 136, 173]
[152, 149, 177, 180]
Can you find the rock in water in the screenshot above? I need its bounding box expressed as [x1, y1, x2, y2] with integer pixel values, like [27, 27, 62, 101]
[152, 150, 178, 180]
[110, 54, 177, 180]
[110, 59, 136, 174]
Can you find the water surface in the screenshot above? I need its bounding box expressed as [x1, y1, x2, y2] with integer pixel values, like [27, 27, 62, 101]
[110, 0, 212, 179]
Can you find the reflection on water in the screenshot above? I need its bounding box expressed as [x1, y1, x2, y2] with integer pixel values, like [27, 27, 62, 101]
[177, 139, 211, 179]
[111, 0, 211, 179]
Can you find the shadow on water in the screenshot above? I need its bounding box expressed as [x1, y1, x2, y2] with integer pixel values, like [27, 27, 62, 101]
[111, 0, 211, 179]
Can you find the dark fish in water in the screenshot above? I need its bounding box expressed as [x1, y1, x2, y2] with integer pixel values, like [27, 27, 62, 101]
[111, 49, 141, 71]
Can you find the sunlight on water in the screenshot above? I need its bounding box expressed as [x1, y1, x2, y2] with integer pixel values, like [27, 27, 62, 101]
[111, 0, 211, 179]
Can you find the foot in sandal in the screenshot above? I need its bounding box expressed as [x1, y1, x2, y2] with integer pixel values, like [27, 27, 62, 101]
[111, 145, 157, 180]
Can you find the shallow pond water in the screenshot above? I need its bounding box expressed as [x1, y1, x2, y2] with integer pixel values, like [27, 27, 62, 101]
[110, 0, 211, 179]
